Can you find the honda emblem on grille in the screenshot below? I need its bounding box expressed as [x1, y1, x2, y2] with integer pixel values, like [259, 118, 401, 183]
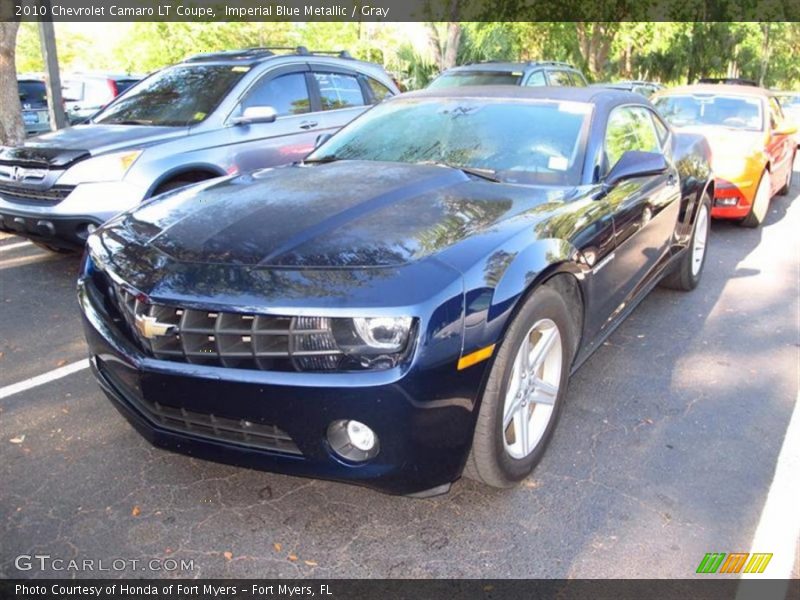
[134, 314, 176, 339]
[11, 167, 23, 182]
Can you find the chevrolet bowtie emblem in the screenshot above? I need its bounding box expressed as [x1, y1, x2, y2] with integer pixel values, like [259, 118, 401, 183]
[134, 314, 176, 339]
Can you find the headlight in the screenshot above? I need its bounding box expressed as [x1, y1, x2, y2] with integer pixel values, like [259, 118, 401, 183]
[292, 316, 415, 372]
[58, 150, 142, 185]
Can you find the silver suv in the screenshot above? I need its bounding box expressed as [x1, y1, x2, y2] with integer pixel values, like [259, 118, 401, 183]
[0, 47, 398, 251]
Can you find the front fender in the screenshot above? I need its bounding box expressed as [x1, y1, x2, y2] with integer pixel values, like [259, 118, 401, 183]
[459, 237, 581, 357]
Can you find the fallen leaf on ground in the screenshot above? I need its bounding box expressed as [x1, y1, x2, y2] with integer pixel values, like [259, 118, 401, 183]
[304, 560, 317, 566]
[10, 435, 25, 444]
[56, 359, 67, 367]
[223, 551, 233, 561]
[131, 506, 141, 517]
[273, 543, 282, 552]
[288, 554, 298, 562]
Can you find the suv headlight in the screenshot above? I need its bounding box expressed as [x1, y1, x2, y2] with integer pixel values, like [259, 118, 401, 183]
[294, 316, 416, 372]
[58, 150, 142, 185]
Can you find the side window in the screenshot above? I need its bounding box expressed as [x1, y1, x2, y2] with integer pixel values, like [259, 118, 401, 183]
[604, 106, 662, 172]
[525, 70, 547, 87]
[568, 71, 587, 87]
[366, 77, 394, 103]
[242, 72, 311, 116]
[314, 72, 366, 110]
[547, 70, 572, 86]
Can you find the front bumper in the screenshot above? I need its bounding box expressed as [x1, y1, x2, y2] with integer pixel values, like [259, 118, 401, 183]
[0, 181, 145, 248]
[78, 281, 485, 496]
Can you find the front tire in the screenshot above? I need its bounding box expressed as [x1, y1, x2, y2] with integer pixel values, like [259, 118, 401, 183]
[464, 285, 575, 488]
[32, 241, 76, 255]
[660, 193, 711, 291]
[740, 170, 771, 228]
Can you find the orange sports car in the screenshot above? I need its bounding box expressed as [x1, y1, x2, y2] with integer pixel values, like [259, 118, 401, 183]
[653, 84, 796, 227]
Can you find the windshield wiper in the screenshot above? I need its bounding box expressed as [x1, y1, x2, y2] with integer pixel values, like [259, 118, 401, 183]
[303, 155, 339, 164]
[417, 161, 500, 182]
[106, 119, 153, 126]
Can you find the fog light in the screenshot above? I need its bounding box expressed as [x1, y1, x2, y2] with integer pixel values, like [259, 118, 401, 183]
[327, 419, 379, 462]
[346, 420, 375, 451]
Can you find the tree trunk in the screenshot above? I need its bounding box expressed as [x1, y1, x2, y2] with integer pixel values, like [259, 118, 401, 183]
[0, 21, 24, 147]
[758, 23, 771, 86]
[576, 22, 616, 81]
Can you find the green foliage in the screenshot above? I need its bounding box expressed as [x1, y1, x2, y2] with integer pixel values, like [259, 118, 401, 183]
[13, 22, 800, 89]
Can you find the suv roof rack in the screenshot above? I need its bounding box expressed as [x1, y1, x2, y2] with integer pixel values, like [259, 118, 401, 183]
[467, 60, 575, 69]
[184, 46, 353, 63]
[697, 77, 759, 87]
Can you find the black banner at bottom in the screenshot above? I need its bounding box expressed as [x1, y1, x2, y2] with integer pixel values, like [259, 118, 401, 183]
[1, 579, 798, 600]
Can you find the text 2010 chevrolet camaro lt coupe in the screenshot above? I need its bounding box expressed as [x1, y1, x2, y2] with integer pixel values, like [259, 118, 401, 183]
[78, 87, 713, 496]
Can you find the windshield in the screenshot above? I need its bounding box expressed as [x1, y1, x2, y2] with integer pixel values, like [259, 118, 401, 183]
[429, 72, 522, 89]
[654, 94, 764, 131]
[307, 98, 591, 185]
[93, 65, 248, 126]
[18, 81, 47, 106]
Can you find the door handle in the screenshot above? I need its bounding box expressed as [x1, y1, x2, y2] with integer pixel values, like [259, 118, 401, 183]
[299, 121, 318, 130]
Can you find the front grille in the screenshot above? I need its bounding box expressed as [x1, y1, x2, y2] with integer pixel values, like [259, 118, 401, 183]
[106, 277, 342, 372]
[0, 183, 74, 205]
[99, 359, 301, 455]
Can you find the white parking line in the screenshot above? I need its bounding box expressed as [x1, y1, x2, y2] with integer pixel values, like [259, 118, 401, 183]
[739, 391, 800, 582]
[0, 240, 33, 252]
[0, 358, 90, 400]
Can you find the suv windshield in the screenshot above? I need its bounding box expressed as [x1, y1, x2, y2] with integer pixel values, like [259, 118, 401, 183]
[429, 72, 522, 89]
[93, 65, 248, 126]
[654, 94, 764, 131]
[307, 98, 591, 185]
[18, 81, 47, 107]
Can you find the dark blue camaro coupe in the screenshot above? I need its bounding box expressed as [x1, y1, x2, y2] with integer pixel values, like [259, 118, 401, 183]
[79, 87, 713, 496]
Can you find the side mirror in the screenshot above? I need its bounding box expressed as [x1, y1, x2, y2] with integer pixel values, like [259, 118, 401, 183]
[231, 106, 277, 126]
[773, 121, 798, 137]
[604, 150, 669, 189]
[314, 133, 332, 149]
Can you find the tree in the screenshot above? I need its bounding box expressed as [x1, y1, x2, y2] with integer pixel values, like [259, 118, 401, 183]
[0, 21, 24, 146]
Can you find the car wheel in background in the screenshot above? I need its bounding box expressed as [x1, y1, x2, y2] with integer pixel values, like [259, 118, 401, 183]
[777, 153, 795, 196]
[740, 170, 771, 228]
[464, 285, 575, 488]
[660, 193, 711, 291]
[32, 241, 77, 255]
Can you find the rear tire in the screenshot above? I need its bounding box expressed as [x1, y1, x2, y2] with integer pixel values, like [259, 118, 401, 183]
[777, 153, 795, 196]
[660, 193, 711, 291]
[464, 285, 575, 488]
[740, 170, 771, 228]
[32, 241, 76, 255]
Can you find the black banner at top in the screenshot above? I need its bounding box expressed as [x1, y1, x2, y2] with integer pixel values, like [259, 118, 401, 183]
[2, 0, 800, 22]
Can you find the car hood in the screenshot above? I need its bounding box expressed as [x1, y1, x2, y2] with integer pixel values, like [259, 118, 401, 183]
[105, 161, 571, 269]
[13, 124, 187, 167]
[675, 125, 766, 160]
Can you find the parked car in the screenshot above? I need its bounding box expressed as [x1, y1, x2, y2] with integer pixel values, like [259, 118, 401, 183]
[62, 73, 144, 124]
[592, 80, 664, 97]
[18, 76, 51, 137]
[79, 87, 713, 496]
[428, 61, 588, 89]
[774, 91, 800, 147]
[653, 84, 796, 227]
[0, 47, 399, 253]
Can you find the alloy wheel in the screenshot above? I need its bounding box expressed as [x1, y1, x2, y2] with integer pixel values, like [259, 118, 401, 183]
[502, 318, 563, 459]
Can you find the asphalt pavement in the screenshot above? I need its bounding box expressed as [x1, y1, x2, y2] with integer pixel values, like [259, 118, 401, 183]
[1, 163, 798, 579]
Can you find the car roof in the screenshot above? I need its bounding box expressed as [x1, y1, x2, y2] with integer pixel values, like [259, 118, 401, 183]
[657, 83, 773, 98]
[442, 61, 578, 74]
[398, 85, 645, 107]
